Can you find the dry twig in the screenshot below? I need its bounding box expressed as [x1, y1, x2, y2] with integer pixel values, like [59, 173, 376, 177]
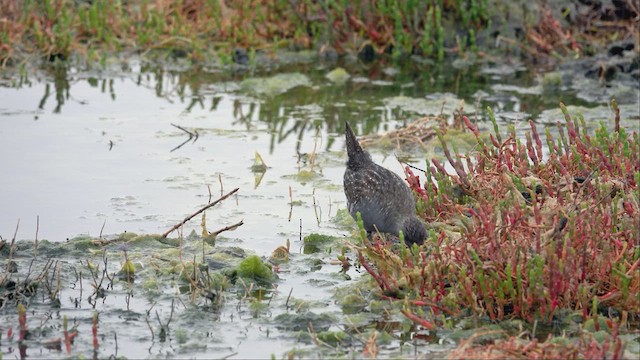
[162, 187, 239, 238]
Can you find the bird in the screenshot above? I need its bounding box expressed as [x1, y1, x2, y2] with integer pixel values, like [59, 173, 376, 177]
[343, 121, 427, 246]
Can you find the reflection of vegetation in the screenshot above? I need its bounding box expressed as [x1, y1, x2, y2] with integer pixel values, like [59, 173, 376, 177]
[36, 63, 70, 113]
[23, 48, 591, 160]
[25, 57, 549, 156]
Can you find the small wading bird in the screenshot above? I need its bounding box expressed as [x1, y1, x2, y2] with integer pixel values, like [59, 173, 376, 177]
[343, 121, 427, 245]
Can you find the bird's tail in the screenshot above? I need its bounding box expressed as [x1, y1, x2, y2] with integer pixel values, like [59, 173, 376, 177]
[345, 121, 364, 159]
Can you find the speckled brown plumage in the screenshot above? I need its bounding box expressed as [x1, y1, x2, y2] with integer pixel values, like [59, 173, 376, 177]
[343, 121, 426, 245]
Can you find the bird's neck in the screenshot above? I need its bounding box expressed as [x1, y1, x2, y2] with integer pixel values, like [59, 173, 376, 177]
[347, 151, 373, 170]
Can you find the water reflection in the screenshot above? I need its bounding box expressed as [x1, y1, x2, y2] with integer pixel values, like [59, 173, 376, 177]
[19, 59, 533, 135]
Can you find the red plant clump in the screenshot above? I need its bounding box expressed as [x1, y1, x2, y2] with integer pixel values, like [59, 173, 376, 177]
[358, 102, 639, 330]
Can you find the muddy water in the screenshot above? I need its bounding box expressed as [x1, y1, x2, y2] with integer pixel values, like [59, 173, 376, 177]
[1, 57, 638, 358]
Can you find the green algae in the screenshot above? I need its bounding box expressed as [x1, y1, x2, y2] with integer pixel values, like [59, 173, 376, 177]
[71, 237, 101, 251]
[584, 317, 612, 334]
[542, 71, 563, 93]
[236, 255, 275, 284]
[303, 234, 336, 245]
[125, 233, 170, 247]
[337, 293, 368, 315]
[325, 68, 350, 85]
[142, 276, 160, 294]
[316, 330, 348, 346]
[240, 73, 311, 97]
[383, 95, 477, 116]
[249, 298, 270, 317]
[343, 313, 374, 328]
[119, 258, 136, 278]
[304, 257, 324, 271]
[174, 328, 189, 344]
[274, 311, 337, 332]
[303, 233, 339, 254]
[448, 324, 506, 343]
[295, 169, 321, 182]
[117, 231, 138, 242]
[287, 297, 311, 313]
[334, 286, 369, 315]
[331, 208, 356, 230]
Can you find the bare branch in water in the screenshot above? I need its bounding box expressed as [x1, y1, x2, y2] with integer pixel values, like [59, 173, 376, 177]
[209, 220, 244, 238]
[170, 123, 199, 152]
[162, 187, 240, 238]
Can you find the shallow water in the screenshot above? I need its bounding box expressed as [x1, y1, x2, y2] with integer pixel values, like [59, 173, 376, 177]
[2, 58, 638, 249]
[1, 56, 638, 358]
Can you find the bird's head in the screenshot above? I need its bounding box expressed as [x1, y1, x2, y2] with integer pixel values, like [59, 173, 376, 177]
[401, 216, 427, 246]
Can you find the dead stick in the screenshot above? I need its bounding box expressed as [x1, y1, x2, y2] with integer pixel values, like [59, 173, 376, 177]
[35, 215, 39, 258]
[209, 220, 244, 237]
[7, 219, 20, 273]
[285, 288, 293, 308]
[99, 219, 106, 239]
[162, 188, 239, 238]
[171, 123, 194, 137]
